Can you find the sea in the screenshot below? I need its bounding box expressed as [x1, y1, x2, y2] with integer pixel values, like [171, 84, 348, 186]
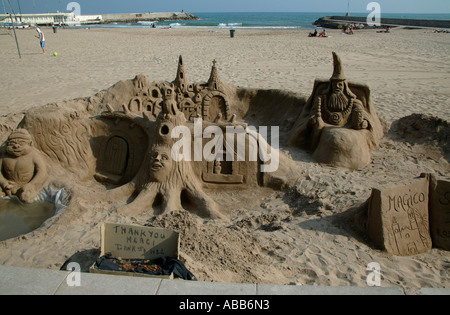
[73, 12, 450, 30]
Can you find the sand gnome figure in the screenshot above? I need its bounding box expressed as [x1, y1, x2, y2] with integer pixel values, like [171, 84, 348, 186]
[288, 52, 383, 169]
[0, 129, 48, 203]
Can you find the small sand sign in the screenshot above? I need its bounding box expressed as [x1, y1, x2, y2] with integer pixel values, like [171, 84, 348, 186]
[99, 222, 179, 260]
[429, 176, 450, 251]
[368, 177, 432, 256]
[90, 222, 180, 279]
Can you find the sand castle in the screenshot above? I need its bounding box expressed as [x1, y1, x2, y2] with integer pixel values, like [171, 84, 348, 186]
[0, 52, 448, 261]
[6, 55, 279, 219]
[1, 53, 381, 208]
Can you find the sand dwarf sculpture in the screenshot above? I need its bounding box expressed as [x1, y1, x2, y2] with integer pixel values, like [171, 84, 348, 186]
[288, 52, 384, 169]
[316, 53, 369, 129]
[0, 129, 48, 203]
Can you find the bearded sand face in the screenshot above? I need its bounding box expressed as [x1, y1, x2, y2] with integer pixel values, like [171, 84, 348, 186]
[328, 80, 349, 112]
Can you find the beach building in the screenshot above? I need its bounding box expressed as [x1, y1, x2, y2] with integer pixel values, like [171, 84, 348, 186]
[0, 12, 102, 27]
[0, 11, 196, 27]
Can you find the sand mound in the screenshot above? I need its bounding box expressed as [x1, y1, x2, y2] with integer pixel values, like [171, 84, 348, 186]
[392, 113, 450, 156]
[146, 210, 267, 283]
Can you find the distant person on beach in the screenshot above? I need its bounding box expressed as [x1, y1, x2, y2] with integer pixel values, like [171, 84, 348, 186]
[433, 29, 448, 33]
[309, 29, 318, 37]
[343, 24, 355, 35]
[35, 27, 45, 54]
[318, 30, 328, 37]
[377, 26, 391, 34]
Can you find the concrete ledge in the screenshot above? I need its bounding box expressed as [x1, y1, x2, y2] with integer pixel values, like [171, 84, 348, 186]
[419, 288, 450, 295]
[0, 265, 448, 295]
[56, 271, 162, 295]
[158, 278, 256, 295]
[0, 265, 69, 295]
[256, 283, 404, 295]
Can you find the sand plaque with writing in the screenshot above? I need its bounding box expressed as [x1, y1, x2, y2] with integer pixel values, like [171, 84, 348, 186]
[100, 222, 179, 260]
[429, 177, 450, 251]
[368, 178, 432, 256]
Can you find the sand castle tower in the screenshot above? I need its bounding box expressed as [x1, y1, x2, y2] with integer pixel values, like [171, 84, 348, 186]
[173, 55, 190, 95]
[203, 60, 230, 121]
[207, 59, 225, 93]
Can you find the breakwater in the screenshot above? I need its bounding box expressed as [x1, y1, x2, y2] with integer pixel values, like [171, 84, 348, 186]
[314, 16, 450, 29]
[101, 12, 198, 24]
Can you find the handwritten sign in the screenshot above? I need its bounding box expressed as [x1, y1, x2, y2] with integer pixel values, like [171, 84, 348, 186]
[100, 222, 179, 260]
[368, 177, 432, 256]
[429, 177, 450, 251]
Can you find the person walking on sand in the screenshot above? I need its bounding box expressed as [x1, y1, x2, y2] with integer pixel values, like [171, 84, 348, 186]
[35, 26, 45, 54]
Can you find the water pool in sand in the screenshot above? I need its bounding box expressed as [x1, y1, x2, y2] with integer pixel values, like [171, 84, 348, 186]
[0, 198, 56, 242]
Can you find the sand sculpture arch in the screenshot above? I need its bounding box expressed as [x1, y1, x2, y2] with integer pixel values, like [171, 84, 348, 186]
[92, 120, 148, 186]
[202, 59, 231, 122]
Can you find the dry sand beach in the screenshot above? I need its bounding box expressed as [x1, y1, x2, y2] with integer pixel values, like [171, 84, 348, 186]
[0, 26, 449, 293]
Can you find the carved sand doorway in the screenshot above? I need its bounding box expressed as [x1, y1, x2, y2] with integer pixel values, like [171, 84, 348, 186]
[103, 136, 129, 177]
[203, 92, 230, 121]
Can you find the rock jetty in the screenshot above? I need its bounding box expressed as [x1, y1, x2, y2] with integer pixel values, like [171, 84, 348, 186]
[314, 15, 450, 29]
[101, 12, 198, 24]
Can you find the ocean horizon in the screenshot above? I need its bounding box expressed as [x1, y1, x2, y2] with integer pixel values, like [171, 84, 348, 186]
[70, 12, 450, 30]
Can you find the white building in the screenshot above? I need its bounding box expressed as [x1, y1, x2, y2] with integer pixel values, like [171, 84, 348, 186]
[0, 13, 102, 26]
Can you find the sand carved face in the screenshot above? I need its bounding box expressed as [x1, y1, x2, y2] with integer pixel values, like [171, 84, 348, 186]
[327, 80, 349, 113]
[332, 80, 345, 94]
[149, 145, 173, 182]
[6, 131, 33, 157]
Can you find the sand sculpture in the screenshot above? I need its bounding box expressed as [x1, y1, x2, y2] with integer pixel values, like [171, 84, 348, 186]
[366, 176, 432, 256]
[1, 52, 447, 260]
[430, 177, 450, 251]
[0, 129, 48, 203]
[361, 173, 450, 256]
[288, 52, 384, 169]
[99, 85, 224, 219]
[1, 53, 384, 225]
[5, 56, 272, 220]
[93, 56, 277, 219]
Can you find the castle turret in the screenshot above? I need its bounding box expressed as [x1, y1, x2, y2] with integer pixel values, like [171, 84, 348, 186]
[173, 55, 189, 94]
[207, 59, 225, 92]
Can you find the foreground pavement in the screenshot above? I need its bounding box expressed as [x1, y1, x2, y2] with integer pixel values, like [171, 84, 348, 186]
[0, 265, 448, 295]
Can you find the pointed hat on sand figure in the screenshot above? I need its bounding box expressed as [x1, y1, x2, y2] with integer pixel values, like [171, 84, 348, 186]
[331, 52, 347, 81]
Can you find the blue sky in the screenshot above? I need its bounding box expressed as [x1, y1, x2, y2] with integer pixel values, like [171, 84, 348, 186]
[4, 0, 450, 14]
